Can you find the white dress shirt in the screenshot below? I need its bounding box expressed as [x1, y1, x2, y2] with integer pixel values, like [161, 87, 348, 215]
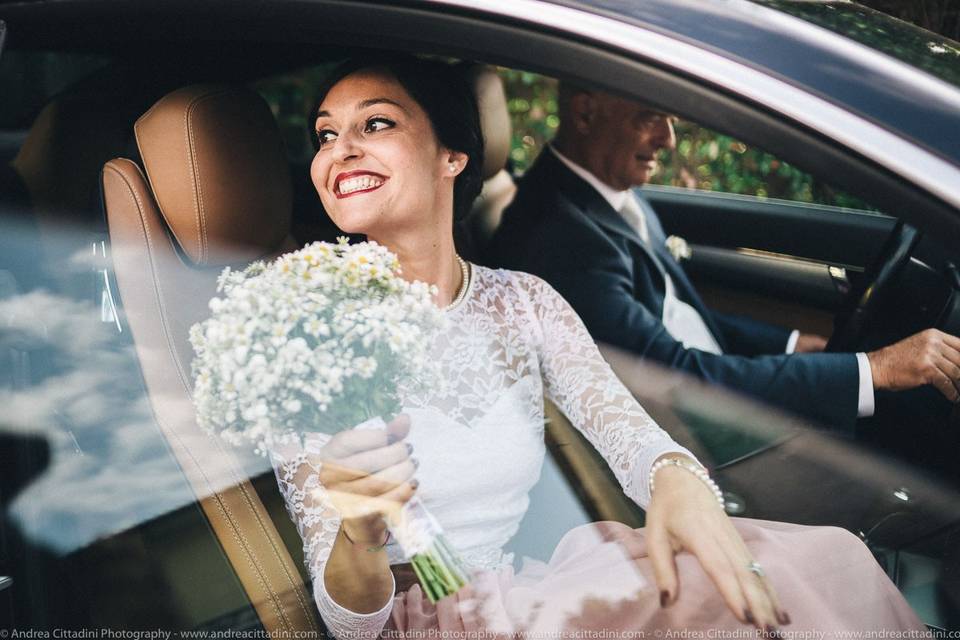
[547, 145, 874, 417]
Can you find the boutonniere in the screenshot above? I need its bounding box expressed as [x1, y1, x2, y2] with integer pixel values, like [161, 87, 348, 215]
[665, 235, 692, 262]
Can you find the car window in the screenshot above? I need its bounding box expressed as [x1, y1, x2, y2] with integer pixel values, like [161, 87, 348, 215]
[0, 50, 112, 129]
[0, 47, 267, 632]
[252, 63, 339, 165]
[0, 50, 113, 165]
[656, 121, 880, 211]
[2, 22, 956, 634]
[0, 231, 267, 632]
[506, 70, 882, 214]
[500, 69, 561, 175]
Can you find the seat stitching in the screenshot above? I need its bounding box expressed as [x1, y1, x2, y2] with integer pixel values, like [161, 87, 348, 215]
[184, 101, 205, 264]
[175, 93, 315, 618]
[234, 478, 320, 630]
[166, 418, 286, 628]
[105, 162, 192, 396]
[184, 89, 236, 265]
[104, 162, 289, 627]
[105, 162, 288, 628]
[107, 160, 317, 630]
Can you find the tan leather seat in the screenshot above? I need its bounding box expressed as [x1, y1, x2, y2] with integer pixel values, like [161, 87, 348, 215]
[12, 65, 190, 294]
[459, 66, 515, 261]
[101, 85, 320, 634]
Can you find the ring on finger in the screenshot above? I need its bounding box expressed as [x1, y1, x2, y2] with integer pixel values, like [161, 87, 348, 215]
[747, 561, 765, 578]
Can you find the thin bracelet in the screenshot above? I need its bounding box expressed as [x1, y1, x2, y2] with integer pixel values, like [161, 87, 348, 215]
[649, 457, 725, 508]
[342, 526, 391, 552]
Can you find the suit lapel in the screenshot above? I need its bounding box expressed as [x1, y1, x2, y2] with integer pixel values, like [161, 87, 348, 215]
[536, 151, 667, 281]
[523, 150, 730, 352]
[635, 191, 729, 351]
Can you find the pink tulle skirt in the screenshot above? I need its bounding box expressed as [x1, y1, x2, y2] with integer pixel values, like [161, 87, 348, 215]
[384, 518, 926, 638]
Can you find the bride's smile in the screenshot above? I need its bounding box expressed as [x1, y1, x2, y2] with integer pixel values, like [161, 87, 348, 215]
[334, 170, 388, 198]
[310, 68, 463, 244]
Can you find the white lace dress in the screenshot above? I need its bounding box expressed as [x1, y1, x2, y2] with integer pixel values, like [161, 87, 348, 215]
[270, 265, 696, 639]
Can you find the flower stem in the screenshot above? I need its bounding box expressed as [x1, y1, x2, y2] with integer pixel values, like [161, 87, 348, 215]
[408, 543, 468, 603]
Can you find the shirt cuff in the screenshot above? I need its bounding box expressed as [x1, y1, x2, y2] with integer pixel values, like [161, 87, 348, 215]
[784, 330, 800, 354]
[855, 352, 876, 418]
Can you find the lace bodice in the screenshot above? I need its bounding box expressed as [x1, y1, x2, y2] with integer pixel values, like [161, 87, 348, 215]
[270, 265, 694, 639]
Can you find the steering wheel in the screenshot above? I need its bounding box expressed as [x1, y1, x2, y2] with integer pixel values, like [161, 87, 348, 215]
[826, 220, 921, 352]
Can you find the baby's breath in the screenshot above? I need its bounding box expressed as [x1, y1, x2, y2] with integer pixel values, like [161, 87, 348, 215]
[190, 240, 446, 455]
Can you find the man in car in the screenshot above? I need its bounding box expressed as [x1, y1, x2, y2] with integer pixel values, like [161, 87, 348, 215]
[486, 84, 960, 433]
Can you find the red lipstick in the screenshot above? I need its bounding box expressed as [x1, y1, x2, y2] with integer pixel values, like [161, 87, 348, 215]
[334, 170, 388, 199]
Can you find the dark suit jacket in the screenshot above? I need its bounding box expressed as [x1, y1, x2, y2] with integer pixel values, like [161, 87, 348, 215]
[486, 149, 860, 431]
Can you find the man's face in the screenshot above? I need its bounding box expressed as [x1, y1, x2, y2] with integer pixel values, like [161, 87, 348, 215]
[578, 93, 677, 191]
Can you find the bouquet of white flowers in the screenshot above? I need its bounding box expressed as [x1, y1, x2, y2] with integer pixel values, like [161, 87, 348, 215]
[189, 237, 469, 603]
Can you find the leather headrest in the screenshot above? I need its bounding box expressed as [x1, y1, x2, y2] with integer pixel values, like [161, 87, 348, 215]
[135, 85, 292, 266]
[469, 67, 511, 180]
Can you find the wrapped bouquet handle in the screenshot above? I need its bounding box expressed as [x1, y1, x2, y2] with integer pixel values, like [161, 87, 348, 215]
[345, 417, 470, 603]
[393, 496, 471, 601]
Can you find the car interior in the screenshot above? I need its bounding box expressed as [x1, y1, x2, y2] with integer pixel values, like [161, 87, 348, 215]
[3, 5, 960, 633]
[0, 48, 560, 634]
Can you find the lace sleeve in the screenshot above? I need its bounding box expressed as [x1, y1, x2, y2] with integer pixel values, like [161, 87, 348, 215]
[270, 435, 395, 640]
[513, 272, 697, 509]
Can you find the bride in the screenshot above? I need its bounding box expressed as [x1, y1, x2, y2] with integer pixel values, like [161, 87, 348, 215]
[269, 56, 924, 638]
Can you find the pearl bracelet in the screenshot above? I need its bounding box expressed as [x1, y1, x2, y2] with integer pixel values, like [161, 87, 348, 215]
[649, 457, 725, 509]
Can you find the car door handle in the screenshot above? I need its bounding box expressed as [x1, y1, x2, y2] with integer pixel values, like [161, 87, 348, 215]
[0, 576, 12, 592]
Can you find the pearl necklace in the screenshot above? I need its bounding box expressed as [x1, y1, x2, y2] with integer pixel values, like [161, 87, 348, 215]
[443, 255, 471, 311]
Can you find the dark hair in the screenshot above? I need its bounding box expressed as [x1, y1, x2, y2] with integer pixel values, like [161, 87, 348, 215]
[312, 55, 485, 223]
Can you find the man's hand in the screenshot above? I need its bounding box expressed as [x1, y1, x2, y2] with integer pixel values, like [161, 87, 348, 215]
[794, 333, 828, 353]
[868, 329, 960, 401]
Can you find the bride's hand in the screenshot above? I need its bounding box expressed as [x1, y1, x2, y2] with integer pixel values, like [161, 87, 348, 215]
[317, 414, 418, 544]
[645, 456, 789, 630]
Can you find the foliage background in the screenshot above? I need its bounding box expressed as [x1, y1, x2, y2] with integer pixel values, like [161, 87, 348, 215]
[854, 0, 959, 41]
[498, 69, 871, 208]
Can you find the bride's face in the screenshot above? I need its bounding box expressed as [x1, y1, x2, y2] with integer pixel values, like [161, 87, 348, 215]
[310, 68, 461, 237]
